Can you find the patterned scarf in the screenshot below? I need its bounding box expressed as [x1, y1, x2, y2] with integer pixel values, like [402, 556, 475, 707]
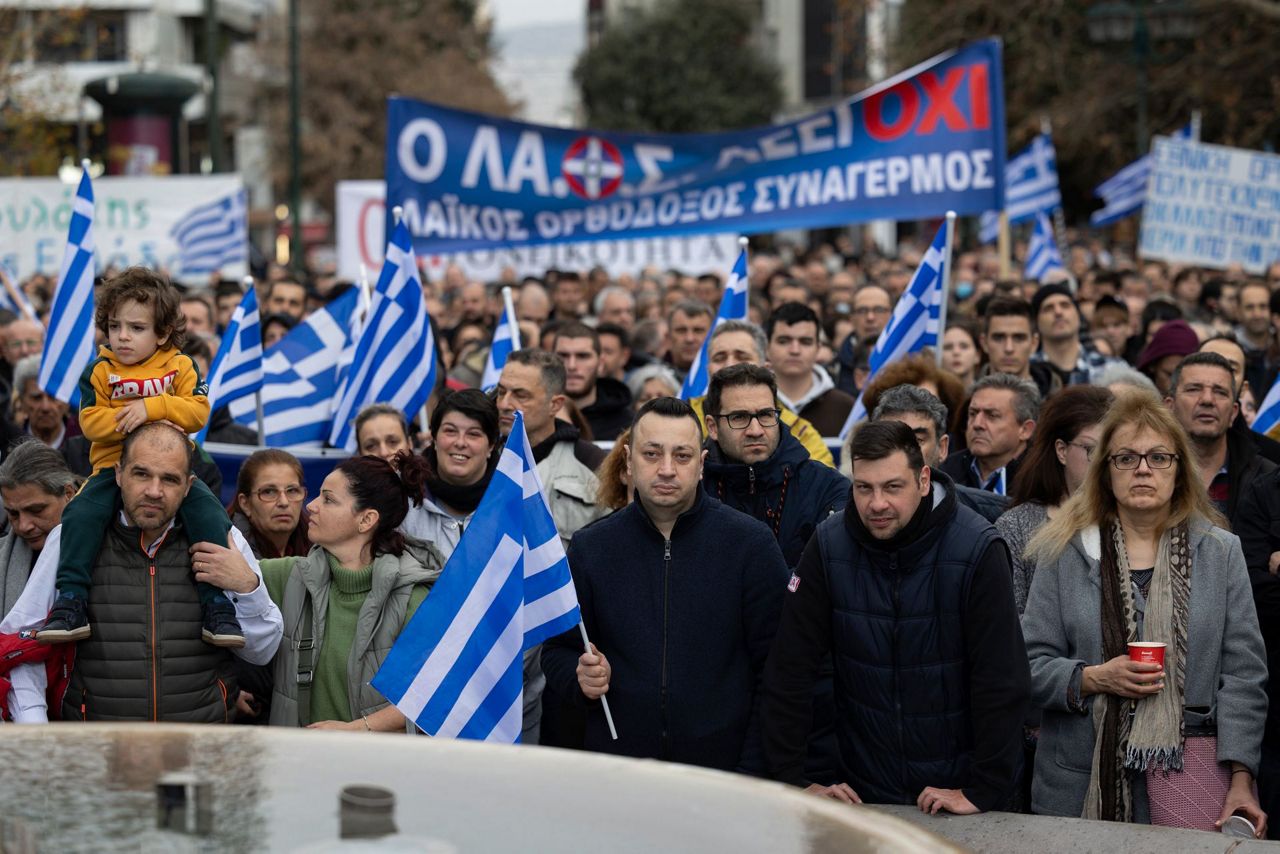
[1083, 519, 1190, 822]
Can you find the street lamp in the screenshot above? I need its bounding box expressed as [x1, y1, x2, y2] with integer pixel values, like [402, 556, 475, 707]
[1086, 0, 1198, 158]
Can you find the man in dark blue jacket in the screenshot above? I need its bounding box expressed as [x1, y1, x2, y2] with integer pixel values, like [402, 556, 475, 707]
[541, 397, 788, 773]
[763, 420, 1028, 814]
[702, 364, 849, 568]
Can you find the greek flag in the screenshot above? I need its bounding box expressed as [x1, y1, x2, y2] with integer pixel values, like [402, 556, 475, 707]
[679, 242, 749, 400]
[372, 411, 582, 741]
[1253, 374, 1280, 440]
[328, 220, 437, 451]
[170, 189, 248, 277]
[979, 134, 1061, 243]
[1024, 211, 1065, 282]
[481, 293, 519, 391]
[196, 286, 262, 443]
[38, 166, 96, 407]
[838, 221, 950, 439]
[0, 265, 38, 321]
[1091, 123, 1194, 227]
[228, 287, 358, 446]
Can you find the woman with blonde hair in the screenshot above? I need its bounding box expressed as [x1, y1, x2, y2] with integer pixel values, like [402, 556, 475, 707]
[1021, 392, 1267, 834]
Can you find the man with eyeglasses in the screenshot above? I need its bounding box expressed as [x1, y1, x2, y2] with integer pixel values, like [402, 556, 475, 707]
[851, 285, 892, 345]
[767, 303, 855, 438]
[1165, 351, 1274, 531]
[702, 364, 850, 568]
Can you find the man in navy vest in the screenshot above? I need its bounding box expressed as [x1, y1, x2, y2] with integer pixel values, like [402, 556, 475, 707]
[762, 420, 1029, 814]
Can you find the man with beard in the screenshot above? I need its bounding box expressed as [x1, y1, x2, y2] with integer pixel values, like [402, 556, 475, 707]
[553, 323, 633, 441]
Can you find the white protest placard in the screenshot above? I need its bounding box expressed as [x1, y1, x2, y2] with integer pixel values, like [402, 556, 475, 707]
[1140, 137, 1280, 273]
[0, 174, 248, 285]
[335, 180, 741, 283]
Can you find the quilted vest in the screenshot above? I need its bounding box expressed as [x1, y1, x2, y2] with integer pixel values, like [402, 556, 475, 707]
[62, 521, 236, 722]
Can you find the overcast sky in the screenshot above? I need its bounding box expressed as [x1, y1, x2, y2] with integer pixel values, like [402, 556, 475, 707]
[488, 0, 582, 29]
[487, 0, 584, 125]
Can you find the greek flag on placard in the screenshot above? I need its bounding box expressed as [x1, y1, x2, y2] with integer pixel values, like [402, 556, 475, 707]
[1253, 375, 1280, 440]
[196, 286, 262, 443]
[170, 189, 249, 277]
[39, 166, 96, 407]
[679, 244, 749, 400]
[372, 411, 582, 741]
[481, 294, 520, 391]
[838, 221, 950, 440]
[228, 287, 358, 446]
[1024, 211, 1065, 282]
[979, 134, 1061, 243]
[1091, 122, 1194, 227]
[329, 220, 437, 451]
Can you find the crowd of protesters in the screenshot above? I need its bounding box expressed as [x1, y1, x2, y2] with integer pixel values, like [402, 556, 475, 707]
[2, 227, 1280, 840]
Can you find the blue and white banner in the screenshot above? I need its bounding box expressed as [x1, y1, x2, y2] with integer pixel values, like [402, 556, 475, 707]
[373, 411, 581, 741]
[1025, 211, 1065, 281]
[978, 133, 1061, 242]
[839, 220, 951, 439]
[680, 244, 750, 400]
[197, 286, 262, 443]
[39, 166, 96, 407]
[387, 40, 1006, 253]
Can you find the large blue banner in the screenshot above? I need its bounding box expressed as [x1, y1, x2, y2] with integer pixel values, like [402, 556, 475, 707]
[385, 40, 1006, 253]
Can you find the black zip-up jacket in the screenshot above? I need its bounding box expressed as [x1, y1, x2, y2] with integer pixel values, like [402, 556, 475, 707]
[541, 489, 788, 774]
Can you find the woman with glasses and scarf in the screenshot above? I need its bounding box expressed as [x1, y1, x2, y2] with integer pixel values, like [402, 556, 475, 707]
[1022, 392, 1267, 835]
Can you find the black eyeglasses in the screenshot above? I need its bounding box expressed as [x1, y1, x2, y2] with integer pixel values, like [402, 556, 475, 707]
[1108, 452, 1178, 470]
[254, 485, 307, 502]
[715, 408, 781, 430]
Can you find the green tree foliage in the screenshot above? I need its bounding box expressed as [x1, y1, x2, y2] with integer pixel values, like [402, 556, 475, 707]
[894, 0, 1280, 219]
[575, 0, 783, 133]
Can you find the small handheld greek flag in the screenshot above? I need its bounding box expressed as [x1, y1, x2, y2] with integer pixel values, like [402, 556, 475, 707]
[197, 286, 262, 443]
[372, 411, 582, 741]
[1024, 211, 1065, 282]
[838, 220, 951, 439]
[679, 241, 749, 400]
[38, 164, 96, 407]
[481, 289, 520, 391]
[979, 134, 1061, 243]
[1254, 375, 1280, 440]
[1091, 122, 1195, 227]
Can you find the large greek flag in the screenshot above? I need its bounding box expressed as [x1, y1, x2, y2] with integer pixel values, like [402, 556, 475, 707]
[170, 188, 249, 277]
[228, 287, 359, 446]
[1024, 211, 1066, 282]
[197, 286, 262, 443]
[679, 242, 749, 400]
[481, 292, 520, 391]
[38, 165, 96, 407]
[329, 220, 437, 451]
[1091, 123, 1194, 227]
[373, 411, 582, 741]
[838, 221, 950, 439]
[979, 134, 1061, 243]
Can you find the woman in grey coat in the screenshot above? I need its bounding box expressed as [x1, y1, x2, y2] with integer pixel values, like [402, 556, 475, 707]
[1022, 392, 1267, 834]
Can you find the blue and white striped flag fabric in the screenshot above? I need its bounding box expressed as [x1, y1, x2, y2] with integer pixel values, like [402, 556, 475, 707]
[373, 411, 582, 741]
[838, 221, 950, 440]
[328, 220, 437, 451]
[1253, 374, 1280, 440]
[679, 244, 749, 400]
[1090, 123, 1194, 227]
[39, 166, 96, 407]
[481, 292, 519, 391]
[196, 286, 262, 443]
[1024, 211, 1066, 282]
[170, 188, 248, 277]
[979, 134, 1061, 243]
[0, 265, 38, 322]
[228, 287, 359, 446]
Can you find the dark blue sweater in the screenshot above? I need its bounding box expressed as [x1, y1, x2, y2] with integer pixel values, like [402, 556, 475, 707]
[541, 490, 788, 773]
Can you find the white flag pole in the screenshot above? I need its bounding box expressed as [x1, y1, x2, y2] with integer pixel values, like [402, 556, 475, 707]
[244, 274, 266, 446]
[577, 621, 618, 740]
[1040, 116, 1068, 266]
[738, 235, 750, 306]
[935, 211, 957, 369]
[502, 285, 520, 350]
[1191, 109, 1202, 142]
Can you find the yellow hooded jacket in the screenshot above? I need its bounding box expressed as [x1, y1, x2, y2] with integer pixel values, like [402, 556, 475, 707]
[78, 345, 210, 473]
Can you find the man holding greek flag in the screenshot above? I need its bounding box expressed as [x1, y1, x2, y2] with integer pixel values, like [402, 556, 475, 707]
[838, 215, 954, 440]
[373, 411, 590, 742]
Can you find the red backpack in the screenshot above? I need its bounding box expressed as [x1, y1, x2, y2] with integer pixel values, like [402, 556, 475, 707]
[0, 628, 75, 721]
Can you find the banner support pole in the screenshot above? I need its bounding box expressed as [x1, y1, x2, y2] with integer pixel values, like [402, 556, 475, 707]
[998, 211, 1012, 279]
[936, 211, 956, 369]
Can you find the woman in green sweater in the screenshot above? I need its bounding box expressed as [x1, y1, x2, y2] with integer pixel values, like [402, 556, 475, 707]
[260, 451, 442, 731]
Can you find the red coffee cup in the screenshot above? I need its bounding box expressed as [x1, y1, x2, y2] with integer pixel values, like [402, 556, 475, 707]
[1128, 641, 1166, 666]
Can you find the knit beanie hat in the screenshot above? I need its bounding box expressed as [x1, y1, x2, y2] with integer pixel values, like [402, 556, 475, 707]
[1030, 282, 1076, 319]
[1136, 319, 1199, 371]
